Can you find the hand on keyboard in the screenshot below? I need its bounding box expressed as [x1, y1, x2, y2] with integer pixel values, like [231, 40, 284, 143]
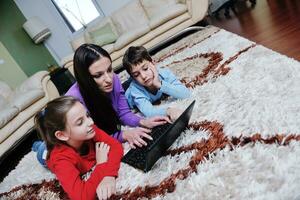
[166, 107, 183, 122]
[123, 127, 152, 149]
[139, 116, 171, 128]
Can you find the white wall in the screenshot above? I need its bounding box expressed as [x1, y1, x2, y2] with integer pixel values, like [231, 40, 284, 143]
[14, 0, 131, 65]
[14, 0, 73, 65]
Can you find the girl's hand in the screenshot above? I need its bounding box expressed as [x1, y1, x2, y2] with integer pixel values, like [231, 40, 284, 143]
[96, 176, 116, 200]
[140, 116, 171, 129]
[122, 127, 152, 149]
[166, 107, 182, 122]
[95, 142, 110, 164]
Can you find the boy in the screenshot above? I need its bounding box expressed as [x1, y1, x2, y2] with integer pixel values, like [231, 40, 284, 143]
[123, 46, 191, 121]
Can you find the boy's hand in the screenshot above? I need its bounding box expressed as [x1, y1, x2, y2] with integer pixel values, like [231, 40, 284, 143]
[122, 127, 152, 149]
[150, 64, 161, 89]
[95, 142, 110, 164]
[96, 176, 116, 200]
[140, 116, 171, 128]
[166, 107, 183, 122]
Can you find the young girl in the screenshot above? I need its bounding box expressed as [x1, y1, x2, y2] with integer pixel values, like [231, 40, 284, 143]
[35, 96, 123, 200]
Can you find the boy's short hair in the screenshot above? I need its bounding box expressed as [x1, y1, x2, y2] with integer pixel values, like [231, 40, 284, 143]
[123, 46, 152, 75]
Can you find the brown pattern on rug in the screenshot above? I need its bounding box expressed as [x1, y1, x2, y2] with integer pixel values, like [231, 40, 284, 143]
[163, 44, 256, 88]
[110, 121, 227, 200]
[1, 121, 299, 200]
[110, 121, 300, 200]
[0, 179, 67, 200]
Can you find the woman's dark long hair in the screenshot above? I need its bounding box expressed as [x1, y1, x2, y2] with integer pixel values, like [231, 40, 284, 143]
[73, 44, 120, 135]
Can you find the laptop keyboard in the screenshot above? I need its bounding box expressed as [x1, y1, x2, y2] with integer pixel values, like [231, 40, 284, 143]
[122, 100, 195, 171]
[146, 123, 172, 148]
[122, 123, 172, 169]
[123, 148, 147, 170]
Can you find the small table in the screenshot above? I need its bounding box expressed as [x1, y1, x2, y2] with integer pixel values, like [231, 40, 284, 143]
[209, 0, 256, 18]
[50, 67, 76, 95]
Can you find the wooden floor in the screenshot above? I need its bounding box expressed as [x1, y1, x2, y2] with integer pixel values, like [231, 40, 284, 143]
[207, 0, 300, 61]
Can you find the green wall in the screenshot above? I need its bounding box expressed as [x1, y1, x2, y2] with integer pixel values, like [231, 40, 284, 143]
[0, 0, 57, 76]
[0, 42, 28, 88]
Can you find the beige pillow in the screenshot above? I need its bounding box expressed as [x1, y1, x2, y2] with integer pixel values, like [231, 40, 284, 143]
[88, 23, 118, 46]
[111, 0, 149, 35]
[140, 0, 177, 18]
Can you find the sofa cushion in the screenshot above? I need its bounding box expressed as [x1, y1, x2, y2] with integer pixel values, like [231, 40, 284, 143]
[0, 106, 19, 129]
[0, 94, 8, 109]
[86, 17, 119, 36]
[70, 35, 86, 51]
[111, 0, 149, 35]
[148, 4, 188, 29]
[0, 94, 19, 129]
[140, 0, 177, 18]
[0, 81, 13, 100]
[114, 25, 150, 50]
[11, 89, 45, 112]
[88, 23, 118, 46]
[15, 71, 48, 93]
[0, 95, 48, 144]
[102, 43, 115, 54]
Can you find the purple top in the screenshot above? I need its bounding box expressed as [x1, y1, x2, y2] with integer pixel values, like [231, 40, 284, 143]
[65, 73, 142, 142]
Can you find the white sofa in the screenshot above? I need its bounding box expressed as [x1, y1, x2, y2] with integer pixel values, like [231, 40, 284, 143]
[62, 0, 208, 70]
[0, 71, 59, 158]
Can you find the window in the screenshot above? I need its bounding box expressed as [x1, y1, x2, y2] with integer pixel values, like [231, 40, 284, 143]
[51, 0, 104, 32]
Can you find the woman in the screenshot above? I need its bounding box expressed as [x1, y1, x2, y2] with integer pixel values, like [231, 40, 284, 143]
[66, 44, 169, 149]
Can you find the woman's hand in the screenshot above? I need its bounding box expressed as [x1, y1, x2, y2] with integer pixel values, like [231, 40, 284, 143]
[140, 116, 171, 129]
[122, 127, 152, 149]
[95, 142, 110, 164]
[96, 176, 116, 200]
[166, 107, 183, 122]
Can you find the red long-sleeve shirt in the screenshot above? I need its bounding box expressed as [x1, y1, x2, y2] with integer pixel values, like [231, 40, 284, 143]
[47, 125, 123, 200]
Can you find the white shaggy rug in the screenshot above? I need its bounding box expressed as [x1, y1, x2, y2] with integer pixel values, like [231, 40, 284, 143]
[1, 26, 300, 199]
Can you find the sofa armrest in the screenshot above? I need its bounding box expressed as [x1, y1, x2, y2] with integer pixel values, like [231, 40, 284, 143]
[41, 74, 60, 101]
[186, 0, 208, 23]
[63, 60, 75, 77]
[16, 71, 49, 93]
[8, 72, 59, 111]
[60, 54, 74, 68]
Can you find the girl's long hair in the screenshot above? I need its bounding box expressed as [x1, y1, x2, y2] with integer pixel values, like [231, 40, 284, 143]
[34, 96, 78, 158]
[73, 44, 120, 135]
